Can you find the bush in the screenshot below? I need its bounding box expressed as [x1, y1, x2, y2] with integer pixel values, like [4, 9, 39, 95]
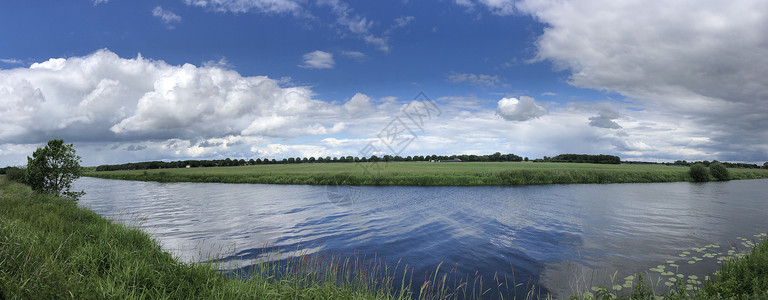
[689, 163, 710, 182]
[710, 161, 730, 181]
[26, 139, 84, 201]
[5, 167, 26, 183]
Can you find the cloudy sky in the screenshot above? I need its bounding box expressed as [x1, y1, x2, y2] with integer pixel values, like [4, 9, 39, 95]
[1, 0, 767, 166]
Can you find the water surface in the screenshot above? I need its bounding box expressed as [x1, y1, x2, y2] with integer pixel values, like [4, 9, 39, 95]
[76, 178, 768, 297]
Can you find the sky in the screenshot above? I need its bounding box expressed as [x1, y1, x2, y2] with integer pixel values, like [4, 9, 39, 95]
[1, 0, 767, 166]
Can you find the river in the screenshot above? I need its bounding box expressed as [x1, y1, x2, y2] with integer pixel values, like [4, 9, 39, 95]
[75, 178, 768, 298]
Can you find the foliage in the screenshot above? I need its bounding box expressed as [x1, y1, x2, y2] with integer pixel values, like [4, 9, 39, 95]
[26, 139, 84, 201]
[548, 154, 621, 164]
[699, 239, 768, 298]
[709, 162, 730, 181]
[4, 166, 26, 183]
[689, 163, 710, 182]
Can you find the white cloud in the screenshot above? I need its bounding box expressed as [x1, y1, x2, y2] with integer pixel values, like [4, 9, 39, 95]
[318, 0, 390, 51]
[183, 0, 302, 15]
[457, 0, 516, 15]
[517, 0, 768, 161]
[0, 58, 23, 65]
[496, 96, 546, 121]
[299, 50, 335, 69]
[0, 49, 350, 145]
[392, 16, 415, 29]
[478, 0, 516, 15]
[92, 0, 109, 5]
[343, 93, 375, 116]
[152, 6, 182, 27]
[447, 72, 501, 87]
[341, 51, 366, 62]
[455, 0, 475, 9]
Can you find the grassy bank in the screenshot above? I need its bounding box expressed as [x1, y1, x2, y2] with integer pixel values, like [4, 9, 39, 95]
[3, 176, 768, 299]
[0, 178, 396, 299]
[85, 162, 768, 186]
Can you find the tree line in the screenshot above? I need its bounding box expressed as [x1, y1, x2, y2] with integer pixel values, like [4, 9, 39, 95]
[92, 152, 529, 171]
[666, 160, 766, 169]
[533, 154, 621, 164]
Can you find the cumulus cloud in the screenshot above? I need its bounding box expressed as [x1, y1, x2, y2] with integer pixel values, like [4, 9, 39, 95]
[516, 0, 768, 161]
[496, 96, 546, 121]
[152, 6, 182, 27]
[0, 49, 356, 146]
[343, 93, 375, 116]
[447, 72, 501, 87]
[299, 50, 335, 69]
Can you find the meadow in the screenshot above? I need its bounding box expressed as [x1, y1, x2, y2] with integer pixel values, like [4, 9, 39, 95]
[85, 162, 768, 186]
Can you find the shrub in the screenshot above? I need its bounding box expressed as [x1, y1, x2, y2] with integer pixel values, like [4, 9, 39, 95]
[5, 167, 26, 183]
[689, 163, 710, 182]
[709, 161, 730, 181]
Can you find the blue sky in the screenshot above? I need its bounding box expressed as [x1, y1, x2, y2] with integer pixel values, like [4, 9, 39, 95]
[2, 0, 767, 166]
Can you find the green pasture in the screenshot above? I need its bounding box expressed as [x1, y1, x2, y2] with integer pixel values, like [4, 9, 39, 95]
[85, 162, 768, 186]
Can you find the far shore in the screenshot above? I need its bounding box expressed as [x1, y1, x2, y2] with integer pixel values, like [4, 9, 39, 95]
[84, 162, 768, 186]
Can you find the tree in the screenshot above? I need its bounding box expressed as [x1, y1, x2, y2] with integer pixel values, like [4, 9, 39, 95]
[689, 163, 710, 182]
[26, 139, 84, 201]
[709, 161, 730, 181]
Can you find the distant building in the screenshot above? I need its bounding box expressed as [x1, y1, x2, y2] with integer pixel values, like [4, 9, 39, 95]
[185, 165, 191, 168]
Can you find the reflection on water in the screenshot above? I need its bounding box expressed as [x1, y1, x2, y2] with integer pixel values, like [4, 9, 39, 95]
[76, 178, 768, 298]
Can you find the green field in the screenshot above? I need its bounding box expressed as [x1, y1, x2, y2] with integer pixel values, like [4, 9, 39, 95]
[85, 162, 768, 186]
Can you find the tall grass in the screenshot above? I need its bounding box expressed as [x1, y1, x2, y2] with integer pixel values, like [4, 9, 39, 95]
[85, 162, 768, 186]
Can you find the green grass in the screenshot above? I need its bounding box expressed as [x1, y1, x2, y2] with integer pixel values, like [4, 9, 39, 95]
[698, 238, 768, 298]
[85, 162, 768, 186]
[0, 177, 401, 299]
[4, 174, 768, 299]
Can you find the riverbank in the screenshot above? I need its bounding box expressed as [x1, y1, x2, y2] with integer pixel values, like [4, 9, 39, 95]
[85, 162, 768, 186]
[2, 176, 768, 299]
[0, 178, 394, 299]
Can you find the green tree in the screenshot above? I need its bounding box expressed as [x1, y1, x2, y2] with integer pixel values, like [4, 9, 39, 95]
[689, 163, 710, 182]
[709, 161, 730, 181]
[26, 139, 84, 201]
